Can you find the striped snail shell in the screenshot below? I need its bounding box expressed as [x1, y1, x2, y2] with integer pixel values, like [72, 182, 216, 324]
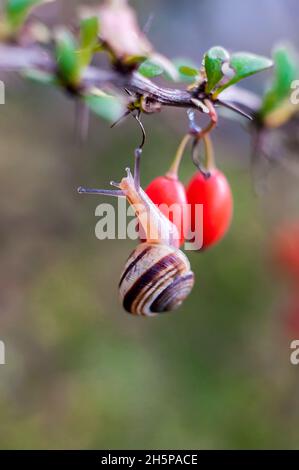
[119, 242, 194, 316]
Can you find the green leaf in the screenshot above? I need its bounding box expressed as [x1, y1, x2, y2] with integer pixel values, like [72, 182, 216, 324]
[137, 53, 179, 81]
[79, 16, 99, 69]
[178, 65, 198, 77]
[170, 58, 199, 83]
[261, 44, 298, 116]
[123, 55, 148, 66]
[22, 68, 56, 85]
[204, 46, 230, 93]
[55, 29, 81, 85]
[138, 59, 163, 78]
[216, 52, 273, 95]
[179, 65, 198, 77]
[85, 94, 125, 123]
[6, 0, 46, 29]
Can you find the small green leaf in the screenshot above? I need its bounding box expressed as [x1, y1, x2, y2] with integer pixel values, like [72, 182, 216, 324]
[22, 68, 56, 85]
[204, 46, 230, 93]
[137, 53, 179, 81]
[149, 53, 179, 81]
[55, 29, 81, 85]
[261, 44, 298, 116]
[138, 59, 163, 78]
[171, 58, 198, 83]
[79, 16, 99, 69]
[216, 52, 273, 95]
[179, 65, 198, 77]
[5, 0, 47, 30]
[85, 94, 125, 123]
[123, 55, 148, 66]
[230, 53, 273, 82]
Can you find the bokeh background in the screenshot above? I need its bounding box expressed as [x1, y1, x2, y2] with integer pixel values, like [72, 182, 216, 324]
[0, 0, 299, 449]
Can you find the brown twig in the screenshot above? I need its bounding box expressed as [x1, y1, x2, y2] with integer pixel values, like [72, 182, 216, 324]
[0, 44, 260, 118]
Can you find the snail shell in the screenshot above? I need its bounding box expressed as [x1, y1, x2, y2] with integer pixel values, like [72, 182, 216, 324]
[119, 242, 195, 316]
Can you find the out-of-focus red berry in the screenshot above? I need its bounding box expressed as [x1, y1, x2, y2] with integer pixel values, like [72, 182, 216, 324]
[272, 221, 299, 280]
[283, 290, 299, 337]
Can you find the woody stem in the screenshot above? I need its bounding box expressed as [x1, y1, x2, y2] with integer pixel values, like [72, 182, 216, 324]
[203, 133, 215, 171]
[166, 134, 192, 179]
[195, 99, 218, 140]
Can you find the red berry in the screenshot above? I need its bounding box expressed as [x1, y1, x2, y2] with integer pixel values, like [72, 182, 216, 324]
[272, 221, 299, 280]
[282, 289, 299, 338]
[145, 175, 187, 246]
[186, 169, 233, 250]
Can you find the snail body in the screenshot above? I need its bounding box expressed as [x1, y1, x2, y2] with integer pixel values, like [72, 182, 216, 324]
[79, 151, 195, 316]
[118, 166, 194, 316]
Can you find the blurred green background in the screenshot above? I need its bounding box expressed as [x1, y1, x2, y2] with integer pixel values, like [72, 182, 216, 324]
[0, 0, 299, 450]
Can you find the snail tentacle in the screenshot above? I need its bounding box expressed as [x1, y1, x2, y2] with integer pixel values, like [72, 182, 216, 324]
[77, 187, 125, 197]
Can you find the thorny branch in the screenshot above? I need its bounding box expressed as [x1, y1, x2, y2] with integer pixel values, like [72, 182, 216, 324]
[0, 44, 260, 121]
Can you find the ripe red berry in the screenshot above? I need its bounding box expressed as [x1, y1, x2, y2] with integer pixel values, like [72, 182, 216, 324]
[145, 175, 188, 246]
[186, 169, 233, 250]
[272, 221, 299, 280]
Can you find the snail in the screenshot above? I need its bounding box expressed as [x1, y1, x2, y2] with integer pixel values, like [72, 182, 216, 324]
[78, 150, 194, 316]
